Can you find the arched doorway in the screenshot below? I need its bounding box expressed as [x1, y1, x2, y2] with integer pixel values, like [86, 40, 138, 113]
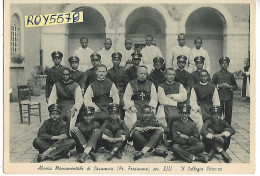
[185, 7, 226, 75]
[68, 6, 106, 56]
[125, 7, 166, 56]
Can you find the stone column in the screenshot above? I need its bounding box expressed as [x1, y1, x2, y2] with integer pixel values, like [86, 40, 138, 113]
[223, 23, 249, 72]
[165, 21, 179, 64]
[41, 25, 69, 68]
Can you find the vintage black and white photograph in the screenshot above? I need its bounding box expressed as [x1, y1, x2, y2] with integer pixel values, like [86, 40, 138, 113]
[4, 0, 254, 174]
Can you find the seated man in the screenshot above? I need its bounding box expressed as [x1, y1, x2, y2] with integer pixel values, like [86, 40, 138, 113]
[71, 106, 102, 163]
[131, 105, 169, 161]
[84, 64, 119, 125]
[201, 106, 236, 163]
[33, 104, 76, 162]
[190, 69, 220, 125]
[171, 104, 208, 163]
[100, 104, 129, 161]
[123, 65, 157, 129]
[48, 68, 83, 133]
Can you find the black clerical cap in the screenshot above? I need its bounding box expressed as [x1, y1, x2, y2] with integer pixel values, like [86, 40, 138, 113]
[48, 104, 63, 113]
[68, 56, 80, 63]
[111, 52, 122, 59]
[51, 51, 63, 58]
[219, 56, 230, 64]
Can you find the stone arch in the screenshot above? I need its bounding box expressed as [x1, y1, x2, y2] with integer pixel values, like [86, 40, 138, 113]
[180, 4, 234, 33]
[64, 4, 112, 28]
[119, 4, 174, 29]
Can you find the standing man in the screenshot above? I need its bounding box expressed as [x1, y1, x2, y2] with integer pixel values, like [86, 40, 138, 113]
[98, 38, 114, 70]
[141, 35, 163, 73]
[123, 65, 158, 129]
[74, 37, 94, 72]
[167, 33, 191, 71]
[68, 56, 85, 94]
[120, 38, 135, 68]
[45, 51, 68, 103]
[84, 64, 119, 125]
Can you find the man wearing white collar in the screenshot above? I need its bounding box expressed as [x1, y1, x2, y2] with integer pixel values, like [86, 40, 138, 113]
[98, 38, 114, 70]
[48, 68, 83, 135]
[140, 35, 163, 73]
[123, 65, 158, 130]
[84, 64, 119, 125]
[190, 69, 220, 132]
[73, 37, 94, 72]
[156, 68, 187, 145]
[167, 33, 191, 71]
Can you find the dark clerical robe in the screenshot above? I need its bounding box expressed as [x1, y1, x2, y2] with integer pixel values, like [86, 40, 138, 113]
[33, 119, 75, 160]
[48, 80, 83, 126]
[190, 82, 220, 122]
[84, 78, 119, 125]
[123, 79, 157, 129]
[45, 65, 68, 98]
[71, 69, 86, 90]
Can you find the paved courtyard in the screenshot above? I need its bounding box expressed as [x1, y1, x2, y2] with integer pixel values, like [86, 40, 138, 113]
[8, 90, 250, 163]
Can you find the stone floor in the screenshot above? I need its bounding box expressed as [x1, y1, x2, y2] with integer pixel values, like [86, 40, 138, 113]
[8, 90, 250, 163]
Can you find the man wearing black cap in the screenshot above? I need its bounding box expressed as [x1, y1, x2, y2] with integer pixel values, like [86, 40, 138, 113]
[212, 56, 237, 151]
[83, 52, 101, 90]
[124, 65, 158, 130]
[126, 50, 142, 82]
[68, 56, 85, 94]
[174, 55, 192, 101]
[147, 57, 166, 90]
[131, 105, 169, 161]
[33, 104, 76, 162]
[100, 104, 129, 161]
[71, 106, 102, 163]
[48, 68, 83, 132]
[84, 64, 119, 125]
[171, 104, 208, 163]
[190, 56, 211, 87]
[107, 52, 128, 118]
[45, 51, 68, 103]
[201, 106, 235, 163]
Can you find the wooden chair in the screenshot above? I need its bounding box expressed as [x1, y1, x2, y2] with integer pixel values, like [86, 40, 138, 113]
[17, 85, 41, 125]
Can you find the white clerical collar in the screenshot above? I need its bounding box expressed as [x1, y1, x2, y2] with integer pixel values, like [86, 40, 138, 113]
[71, 69, 78, 72]
[102, 48, 113, 51]
[97, 77, 106, 81]
[166, 81, 174, 84]
[200, 82, 208, 85]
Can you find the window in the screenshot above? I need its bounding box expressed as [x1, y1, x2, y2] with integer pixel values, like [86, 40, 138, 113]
[11, 13, 21, 57]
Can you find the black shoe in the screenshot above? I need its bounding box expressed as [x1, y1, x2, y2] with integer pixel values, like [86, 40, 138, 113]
[107, 151, 116, 161]
[195, 154, 208, 163]
[171, 153, 180, 161]
[116, 150, 122, 159]
[207, 150, 215, 161]
[220, 151, 232, 163]
[153, 149, 168, 158]
[89, 152, 97, 162]
[37, 154, 45, 163]
[133, 151, 144, 161]
[77, 153, 87, 163]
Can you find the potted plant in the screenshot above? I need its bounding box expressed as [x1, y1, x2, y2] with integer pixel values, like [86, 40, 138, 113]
[28, 66, 48, 96]
[11, 55, 25, 64]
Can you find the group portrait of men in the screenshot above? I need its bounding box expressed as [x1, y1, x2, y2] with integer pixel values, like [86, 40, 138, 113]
[33, 33, 238, 164]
